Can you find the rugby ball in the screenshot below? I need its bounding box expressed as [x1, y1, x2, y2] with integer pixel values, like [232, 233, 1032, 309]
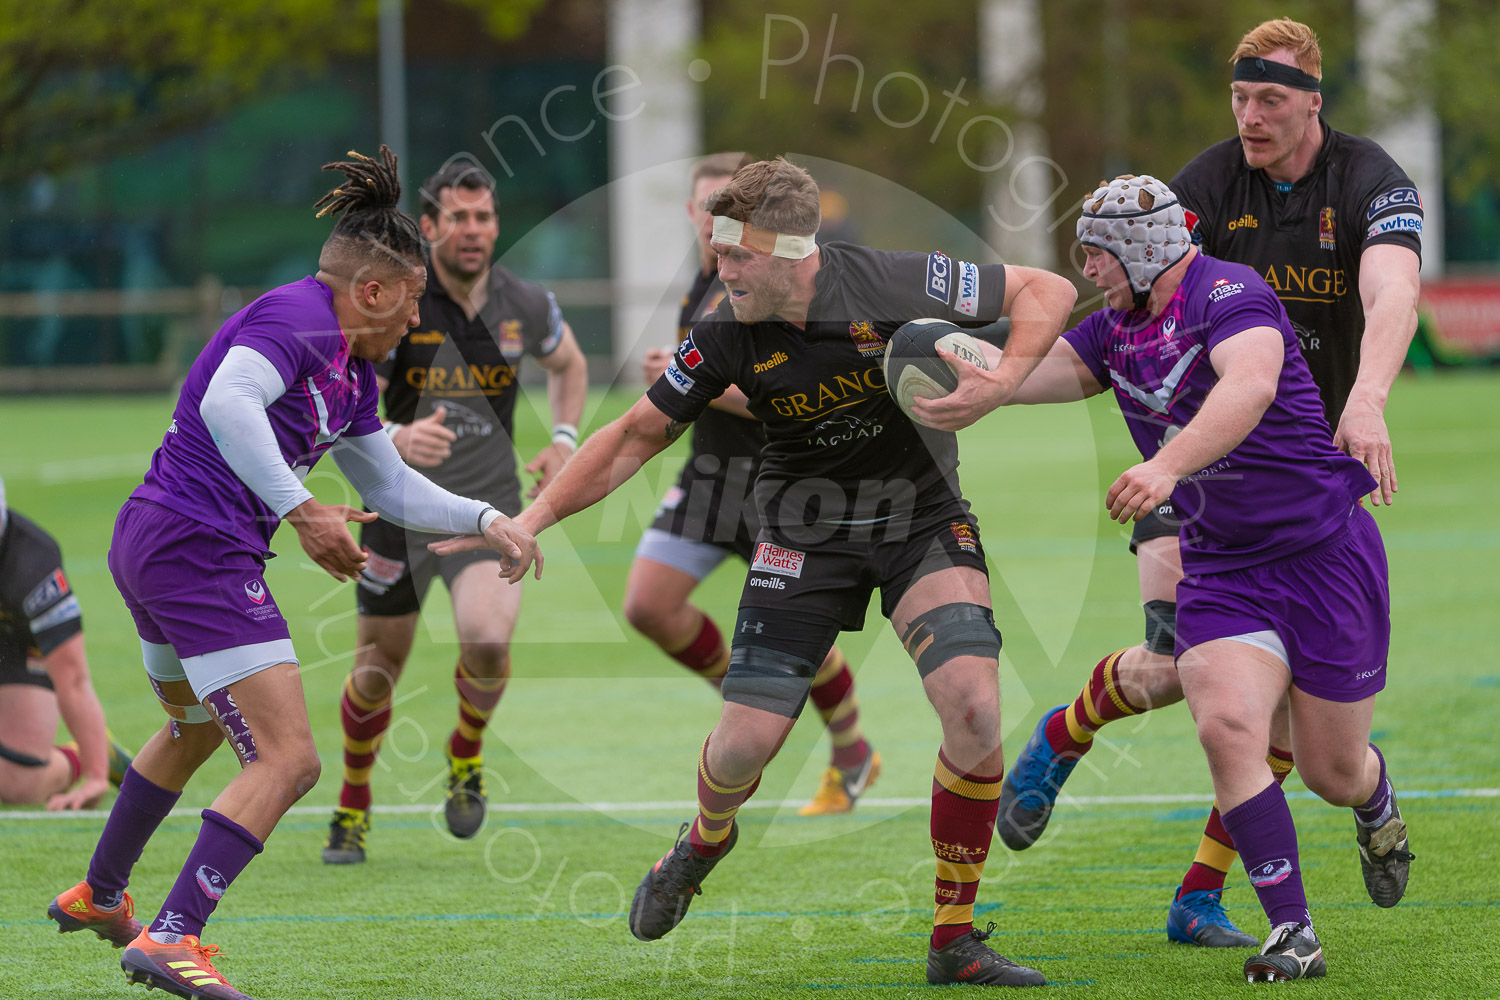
[883, 318, 991, 419]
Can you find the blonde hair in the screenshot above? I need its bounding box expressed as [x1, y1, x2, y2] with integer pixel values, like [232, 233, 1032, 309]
[1232, 18, 1322, 80]
[702, 156, 820, 236]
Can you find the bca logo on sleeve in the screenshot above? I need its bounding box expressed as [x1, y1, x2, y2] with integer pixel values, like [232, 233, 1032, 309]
[925, 252, 952, 303]
[1367, 187, 1422, 219]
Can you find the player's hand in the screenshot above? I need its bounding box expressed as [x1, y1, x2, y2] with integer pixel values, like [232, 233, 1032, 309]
[908, 347, 1009, 431]
[47, 776, 108, 811]
[641, 347, 673, 384]
[482, 514, 544, 582]
[1333, 400, 1397, 505]
[393, 405, 456, 467]
[286, 499, 377, 581]
[524, 442, 573, 498]
[1106, 460, 1179, 524]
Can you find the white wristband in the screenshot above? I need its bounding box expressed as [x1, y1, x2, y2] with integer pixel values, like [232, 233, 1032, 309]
[477, 506, 501, 533]
[552, 423, 579, 448]
[383, 421, 402, 440]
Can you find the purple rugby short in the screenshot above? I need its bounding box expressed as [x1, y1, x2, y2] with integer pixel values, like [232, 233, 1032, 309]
[1175, 505, 1390, 702]
[109, 499, 290, 658]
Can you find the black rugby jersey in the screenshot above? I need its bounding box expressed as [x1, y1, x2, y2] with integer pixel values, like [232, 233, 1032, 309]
[378, 263, 565, 503]
[1171, 120, 1422, 425]
[0, 512, 83, 669]
[645, 242, 1006, 527]
[678, 267, 767, 478]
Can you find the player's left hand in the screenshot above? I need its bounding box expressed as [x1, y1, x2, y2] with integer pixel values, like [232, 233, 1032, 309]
[1107, 460, 1179, 524]
[1333, 400, 1397, 506]
[47, 776, 108, 811]
[641, 347, 673, 384]
[524, 442, 574, 498]
[428, 516, 545, 582]
[908, 348, 1010, 431]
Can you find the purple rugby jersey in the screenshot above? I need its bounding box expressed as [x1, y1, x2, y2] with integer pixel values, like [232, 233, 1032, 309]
[131, 276, 382, 553]
[1063, 253, 1376, 575]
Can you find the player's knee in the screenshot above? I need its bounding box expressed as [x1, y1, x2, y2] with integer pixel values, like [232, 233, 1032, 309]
[622, 589, 675, 640]
[940, 690, 1002, 755]
[899, 603, 1002, 679]
[1193, 711, 1258, 762]
[1298, 755, 1366, 807]
[460, 642, 511, 679]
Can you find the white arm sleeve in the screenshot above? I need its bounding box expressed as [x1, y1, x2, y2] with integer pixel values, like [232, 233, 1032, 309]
[200, 345, 315, 518]
[331, 430, 497, 536]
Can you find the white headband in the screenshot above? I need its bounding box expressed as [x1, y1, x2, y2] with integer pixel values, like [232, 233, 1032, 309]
[711, 215, 818, 260]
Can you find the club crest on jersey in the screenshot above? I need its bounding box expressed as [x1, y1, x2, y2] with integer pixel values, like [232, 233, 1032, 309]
[949, 522, 978, 553]
[849, 321, 885, 357]
[751, 542, 805, 578]
[925, 252, 952, 303]
[1249, 858, 1294, 887]
[1318, 207, 1336, 250]
[499, 319, 523, 353]
[678, 334, 705, 369]
[244, 580, 267, 605]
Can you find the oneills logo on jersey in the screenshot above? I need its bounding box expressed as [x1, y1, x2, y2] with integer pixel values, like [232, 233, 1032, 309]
[499, 319, 523, 353]
[770, 366, 887, 419]
[848, 321, 885, 357]
[754, 350, 788, 373]
[409, 329, 445, 345]
[1318, 207, 1336, 250]
[1227, 214, 1258, 230]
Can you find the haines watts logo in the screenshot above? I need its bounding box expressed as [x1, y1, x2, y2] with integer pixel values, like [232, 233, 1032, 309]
[849, 321, 885, 357]
[1227, 214, 1258, 230]
[751, 542, 805, 578]
[754, 350, 788, 373]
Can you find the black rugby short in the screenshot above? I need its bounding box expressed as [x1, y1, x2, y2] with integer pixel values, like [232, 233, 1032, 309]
[355, 489, 519, 617]
[648, 453, 759, 562]
[732, 493, 989, 665]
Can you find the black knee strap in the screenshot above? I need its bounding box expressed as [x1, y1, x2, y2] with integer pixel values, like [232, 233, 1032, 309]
[1144, 599, 1177, 656]
[899, 602, 1002, 678]
[723, 645, 817, 718]
[0, 739, 48, 768]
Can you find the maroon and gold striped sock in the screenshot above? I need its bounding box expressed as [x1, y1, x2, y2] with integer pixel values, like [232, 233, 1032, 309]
[56, 744, 82, 784]
[668, 613, 729, 688]
[449, 655, 509, 760]
[339, 677, 392, 811]
[1045, 648, 1144, 757]
[687, 736, 761, 858]
[1180, 747, 1295, 896]
[808, 647, 868, 770]
[931, 748, 1004, 949]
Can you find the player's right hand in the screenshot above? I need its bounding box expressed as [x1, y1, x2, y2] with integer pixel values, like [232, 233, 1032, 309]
[394, 405, 456, 467]
[285, 499, 377, 582]
[484, 515, 544, 582]
[641, 347, 673, 384]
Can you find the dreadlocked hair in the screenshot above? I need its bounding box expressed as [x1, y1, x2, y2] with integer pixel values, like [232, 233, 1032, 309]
[315, 145, 425, 275]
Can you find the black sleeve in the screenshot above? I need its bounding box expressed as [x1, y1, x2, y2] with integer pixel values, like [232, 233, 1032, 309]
[643, 311, 737, 424]
[3, 525, 82, 657]
[859, 249, 1008, 326]
[1171, 146, 1228, 253]
[1352, 149, 1424, 262]
[523, 286, 567, 358]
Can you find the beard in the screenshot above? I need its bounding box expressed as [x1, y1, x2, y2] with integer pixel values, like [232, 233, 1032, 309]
[727, 261, 795, 324]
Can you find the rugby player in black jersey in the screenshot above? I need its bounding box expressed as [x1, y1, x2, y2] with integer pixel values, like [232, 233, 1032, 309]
[322, 160, 587, 862]
[628, 153, 880, 816]
[434, 156, 1077, 985]
[991, 18, 1422, 949]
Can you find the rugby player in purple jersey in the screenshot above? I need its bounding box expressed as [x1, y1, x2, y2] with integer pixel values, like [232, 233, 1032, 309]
[44, 147, 538, 1000]
[917, 174, 1411, 982]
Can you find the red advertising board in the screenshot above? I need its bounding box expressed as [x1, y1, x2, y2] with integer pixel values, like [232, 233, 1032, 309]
[1421, 278, 1500, 355]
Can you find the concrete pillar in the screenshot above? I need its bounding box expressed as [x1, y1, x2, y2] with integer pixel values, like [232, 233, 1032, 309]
[979, 0, 1059, 268]
[607, 0, 702, 375]
[1356, 0, 1443, 277]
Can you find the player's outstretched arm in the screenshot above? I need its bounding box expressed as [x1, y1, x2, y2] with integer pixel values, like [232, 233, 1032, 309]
[1106, 326, 1283, 523]
[430, 393, 688, 558]
[39, 634, 110, 811]
[643, 347, 754, 419]
[1337, 243, 1420, 506]
[910, 267, 1078, 430]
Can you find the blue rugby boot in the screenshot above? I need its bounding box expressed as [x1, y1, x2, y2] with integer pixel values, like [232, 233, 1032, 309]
[995, 706, 1079, 851]
[1167, 886, 1259, 947]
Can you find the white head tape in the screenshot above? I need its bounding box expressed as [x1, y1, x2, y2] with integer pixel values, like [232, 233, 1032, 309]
[1076, 174, 1192, 309]
[711, 215, 818, 260]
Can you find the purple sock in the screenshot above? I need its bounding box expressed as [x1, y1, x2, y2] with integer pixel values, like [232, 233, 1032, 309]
[1354, 743, 1393, 828]
[86, 766, 181, 909]
[1221, 781, 1310, 930]
[148, 809, 263, 943]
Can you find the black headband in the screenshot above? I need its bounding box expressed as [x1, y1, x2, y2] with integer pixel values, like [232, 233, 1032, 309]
[1232, 57, 1321, 92]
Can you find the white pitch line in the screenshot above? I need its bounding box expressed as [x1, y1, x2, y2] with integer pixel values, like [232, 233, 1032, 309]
[3, 787, 1496, 822]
